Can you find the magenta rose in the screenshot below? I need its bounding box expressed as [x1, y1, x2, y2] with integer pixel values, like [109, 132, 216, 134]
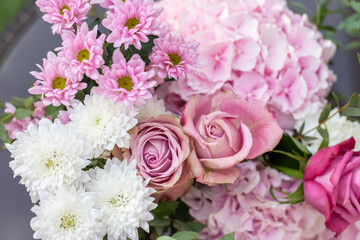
[304, 137, 360, 236]
[182, 91, 283, 185]
[128, 115, 194, 200]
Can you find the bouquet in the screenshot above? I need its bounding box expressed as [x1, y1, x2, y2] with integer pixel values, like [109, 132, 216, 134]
[2, 0, 360, 239]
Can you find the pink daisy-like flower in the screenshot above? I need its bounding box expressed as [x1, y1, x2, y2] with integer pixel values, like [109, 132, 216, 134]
[57, 22, 105, 80]
[102, 0, 163, 49]
[35, 0, 91, 35]
[93, 49, 156, 108]
[29, 51, 87, 106]
[149, 33, 200, 80]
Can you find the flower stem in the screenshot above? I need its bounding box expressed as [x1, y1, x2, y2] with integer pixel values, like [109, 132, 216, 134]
[296, 102, 350, 140]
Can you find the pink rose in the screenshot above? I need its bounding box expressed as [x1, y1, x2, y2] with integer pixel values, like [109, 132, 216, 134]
[304, 137, 360, 236]
[128, 115, 194, 200]
[182, 91, 283, 185]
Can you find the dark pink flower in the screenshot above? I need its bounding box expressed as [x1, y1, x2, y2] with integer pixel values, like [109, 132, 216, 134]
[304, 137, 360, 236]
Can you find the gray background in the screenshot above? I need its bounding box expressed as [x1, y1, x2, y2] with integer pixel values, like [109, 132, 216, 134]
[0, 1, 359, 239]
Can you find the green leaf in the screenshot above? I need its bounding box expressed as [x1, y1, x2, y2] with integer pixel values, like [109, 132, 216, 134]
[24, 96, 35, 108]
[89, 18, 100, 30]
[342, 0, 350, 6]
[83, 158, 107, 171]
[0, 99, 4, 110]
[185, 221, 206, 233]
[339, 14, 360, 30]
[318, 103, 331, 123]
[75, 90, 85, 103]
[350, 1, 360, 13]
[345, 40, 360, 50]
[342, 106, 360, 117]
[157, 237, 176, 240]
[349, 93, 360, 106]
[148, 218, 171, 227]
[9, 100, 24, 108]
[358, 52, 360, 64]
[0, 123, 9, 143]
[272, 150, 306, 163]
[270, 185, 305, 204]
[15, 108, 33, 119]
[45, 104, 65, 119]
[171, 200, 193, 221]
[172, 220, 206, 233]
[273, 166, 304, 179]
[172, 231, 200, 240]
[332, 92, 340, 109]
[0, 113, 14, 124]
[288, 135, 311, 155]
[298, 122, 305, 135]
[285, 182, 304, 200]
[317, 127, 329, 150]
[219, 232, 235, 240]
[152, 201, 179, 218]
[289, 1, 313, 15]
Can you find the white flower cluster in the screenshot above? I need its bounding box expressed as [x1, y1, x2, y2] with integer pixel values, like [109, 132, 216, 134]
[295, 108, 360, 154]
[7, 93, 157, 240]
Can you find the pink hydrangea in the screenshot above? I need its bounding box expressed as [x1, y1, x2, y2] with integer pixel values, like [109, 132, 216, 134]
[149, 33, 199, 80]
[182, 161, 332, 240]
[29, 51, 87, 106]
[102, 0, 162, 49]
[93, 49, 156, 108]
[35, 0, 91, 35]
[57, 22, 105, 80]
[157, 0, 336, 129]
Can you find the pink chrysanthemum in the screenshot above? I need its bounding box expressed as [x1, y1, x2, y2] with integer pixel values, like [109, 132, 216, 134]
[150, 33, 199, 80]
[102, 0, 163, 49]
[57, 22, 105, 80]
[35, 0, 91, 35]
[29, 51, 86, 106]
[93, 49, 156, 108]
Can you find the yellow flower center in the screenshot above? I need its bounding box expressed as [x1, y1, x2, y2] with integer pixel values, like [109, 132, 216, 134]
[109, 193, 130, 207]
[76, 49, 90, 62]
[125, 17, 140, 30]
[118, 76, 133, 91]
[60, 214, 76, 230]
[52, 77, 67, 90]
[168, 53, 181, 66]
[60, 5, 70, 15]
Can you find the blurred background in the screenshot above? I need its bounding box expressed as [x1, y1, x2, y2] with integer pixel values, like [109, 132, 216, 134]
[0, 0, 359, 239]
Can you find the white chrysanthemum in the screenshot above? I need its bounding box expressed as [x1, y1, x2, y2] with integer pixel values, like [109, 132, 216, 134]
[86, 158, 157, 240]
[68, 93, 138, 157]
[295, 109, 360, 154]
[7, 119, 93, 202]
[31, 187, 105, 240]
[135, 96, 169, 122]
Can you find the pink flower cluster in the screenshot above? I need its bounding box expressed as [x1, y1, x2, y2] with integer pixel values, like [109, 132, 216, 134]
[4, 101, 48, 139]
[182, 161, 334, 240]
[29, 22, 105, 106]
[157, 0, 336, 128]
